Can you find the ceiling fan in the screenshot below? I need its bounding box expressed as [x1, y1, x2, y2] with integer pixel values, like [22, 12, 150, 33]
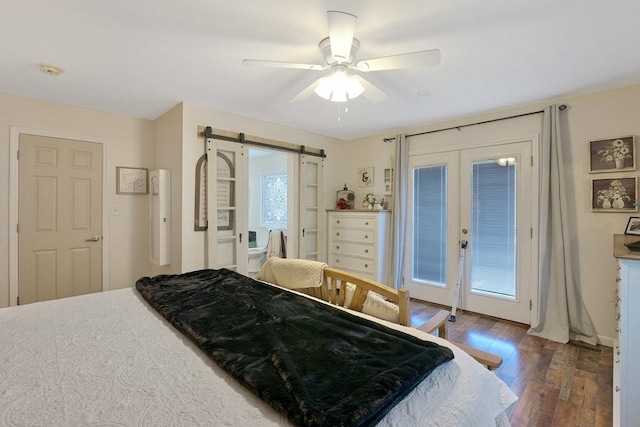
[242, 11, 440, 104]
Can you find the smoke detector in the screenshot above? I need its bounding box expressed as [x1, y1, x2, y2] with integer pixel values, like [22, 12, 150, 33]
[39, 64, 63, 76]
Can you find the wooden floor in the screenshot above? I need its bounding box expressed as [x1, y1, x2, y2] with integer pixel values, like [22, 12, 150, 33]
[410, 299, 613, 427]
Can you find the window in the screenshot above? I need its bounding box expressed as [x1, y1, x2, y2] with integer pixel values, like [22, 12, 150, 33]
[262, 173, 287, 227]
[413, 166, 448, 286]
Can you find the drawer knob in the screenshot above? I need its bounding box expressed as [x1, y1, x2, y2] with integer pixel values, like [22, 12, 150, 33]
[364, 264, 369, 268]
[616, 386, 621, 392]
[616, 359, 620, 364]
[365, 222, 369, 225]
[336, 232, 340, 236]
[337, 220, 340, 224]
[364, 235, 368, 239]
[615, 327, 621, 333]
[364, 249, 369, 253]
[336, 245, 340, 250]
[336, 259, 340, 263]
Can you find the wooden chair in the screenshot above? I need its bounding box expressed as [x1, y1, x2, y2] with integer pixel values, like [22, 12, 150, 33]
[294, 266, 502, 370]
[417, 309, 503, 370]
[297, 267, 411, 327]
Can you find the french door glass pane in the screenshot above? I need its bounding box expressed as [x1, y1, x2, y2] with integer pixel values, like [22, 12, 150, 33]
[470, 161, 516, 298]
[413, 166, 447, 286]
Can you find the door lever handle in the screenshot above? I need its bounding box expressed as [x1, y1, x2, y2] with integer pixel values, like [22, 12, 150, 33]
[85, 235, 100, 242]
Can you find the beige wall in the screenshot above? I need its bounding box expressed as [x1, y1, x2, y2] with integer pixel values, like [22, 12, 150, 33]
[333, 84, 640, 344]
[0, 93, 155, 308]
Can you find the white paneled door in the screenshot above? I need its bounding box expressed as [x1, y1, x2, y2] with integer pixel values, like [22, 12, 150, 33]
[18, 134, 103, 305]
[406, 141, 535, 324]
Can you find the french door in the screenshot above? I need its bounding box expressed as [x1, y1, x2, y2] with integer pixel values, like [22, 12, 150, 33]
[405, 141, 535, 324]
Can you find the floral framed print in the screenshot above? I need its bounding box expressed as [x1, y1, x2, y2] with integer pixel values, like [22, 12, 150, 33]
[624, 216, 640, 235]
[589, 136, 635, 173]
[116, 167, 148, 194]
[591, 177, 637, 212]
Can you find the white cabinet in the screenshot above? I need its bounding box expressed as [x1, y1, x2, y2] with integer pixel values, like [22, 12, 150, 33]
[150, 169, 170, 265]
[327, 210, 390, 283]
[613, 235, 640, 426]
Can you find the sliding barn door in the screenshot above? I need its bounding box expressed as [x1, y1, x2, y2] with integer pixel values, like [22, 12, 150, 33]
[206, 139, 248, 273]
[299, 154, 324, 261]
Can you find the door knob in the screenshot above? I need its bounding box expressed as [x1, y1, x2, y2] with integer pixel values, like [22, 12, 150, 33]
[85, 235, 100, 242]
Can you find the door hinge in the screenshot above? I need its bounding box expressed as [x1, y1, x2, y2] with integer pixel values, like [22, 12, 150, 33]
[530, 300, 532, 310]
[17, 150, 19, 160]
[16, 224, 19, 233]
[530, 155, 533, 166]
[17, 296, 20, 306]
[531, 227, 533, 238]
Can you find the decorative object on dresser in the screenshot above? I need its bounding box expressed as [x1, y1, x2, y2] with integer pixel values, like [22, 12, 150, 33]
[613, 234, 640, 427]
[327, 209, 390, 283]
[336, 184, 354, 209]
[589, 136, 635, 173]
[591, 177, 637, 211]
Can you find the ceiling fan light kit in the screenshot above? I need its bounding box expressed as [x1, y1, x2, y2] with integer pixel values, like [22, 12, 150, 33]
[242, 10, 440, 105]
[314, 65, 364, 102]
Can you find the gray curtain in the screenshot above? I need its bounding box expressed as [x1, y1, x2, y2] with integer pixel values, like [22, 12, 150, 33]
[389, 134, 409, 289]
[528, 105, 597, 344]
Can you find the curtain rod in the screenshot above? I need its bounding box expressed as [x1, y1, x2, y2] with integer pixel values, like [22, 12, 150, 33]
[382, 105, 566, 143]
[201, 126, 326, 158]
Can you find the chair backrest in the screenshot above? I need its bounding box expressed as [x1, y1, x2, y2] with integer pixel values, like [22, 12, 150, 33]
[296, 267, 411, 327]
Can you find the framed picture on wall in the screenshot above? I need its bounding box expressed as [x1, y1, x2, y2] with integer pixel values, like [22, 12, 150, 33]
[589, 136, 636, 173]
[591, 177, 637, 212]
[357, 166, 374, 187]
[624, 216, 640, 235]
[116, 167, 148, 194]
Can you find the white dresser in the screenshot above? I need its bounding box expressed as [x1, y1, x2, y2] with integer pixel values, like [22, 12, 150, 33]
[613, 234, 640, 427]
[327, 210, 391, 283]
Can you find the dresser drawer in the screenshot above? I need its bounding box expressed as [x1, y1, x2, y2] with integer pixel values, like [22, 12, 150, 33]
[331, 241, 375, 258]
[330, 215, 375, 229]
[330, 254, 375, 274]
[331, 228, 375, 243]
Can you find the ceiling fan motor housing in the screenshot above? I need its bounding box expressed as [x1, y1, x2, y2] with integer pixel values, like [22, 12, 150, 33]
[318, 37, 360, 65]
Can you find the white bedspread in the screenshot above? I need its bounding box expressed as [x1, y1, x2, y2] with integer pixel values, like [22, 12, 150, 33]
[0, 288, 517, 426]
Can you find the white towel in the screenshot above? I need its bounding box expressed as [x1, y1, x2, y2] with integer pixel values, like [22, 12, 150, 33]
[256, 258, 327, 289]
[266, 230, 286, 258]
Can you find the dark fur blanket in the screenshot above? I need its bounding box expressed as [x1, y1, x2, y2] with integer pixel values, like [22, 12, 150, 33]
[136, 269, 453, 427]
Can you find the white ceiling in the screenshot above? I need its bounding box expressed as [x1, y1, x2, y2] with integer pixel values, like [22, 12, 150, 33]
[2, 1, 640, 141]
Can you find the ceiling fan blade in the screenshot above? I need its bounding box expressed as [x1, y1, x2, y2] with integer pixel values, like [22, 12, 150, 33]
[327, 11, 357, 63]
[289, 77, 325, 103]
[242, 59, 325, 71]
[356, 49, 441, 72]
[353, 75, 387, 104]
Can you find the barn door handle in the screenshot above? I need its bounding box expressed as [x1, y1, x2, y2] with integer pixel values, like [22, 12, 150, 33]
[85, 235, 100, 242]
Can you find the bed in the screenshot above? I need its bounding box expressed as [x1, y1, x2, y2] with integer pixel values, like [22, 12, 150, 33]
[0, 265, 517, 426]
